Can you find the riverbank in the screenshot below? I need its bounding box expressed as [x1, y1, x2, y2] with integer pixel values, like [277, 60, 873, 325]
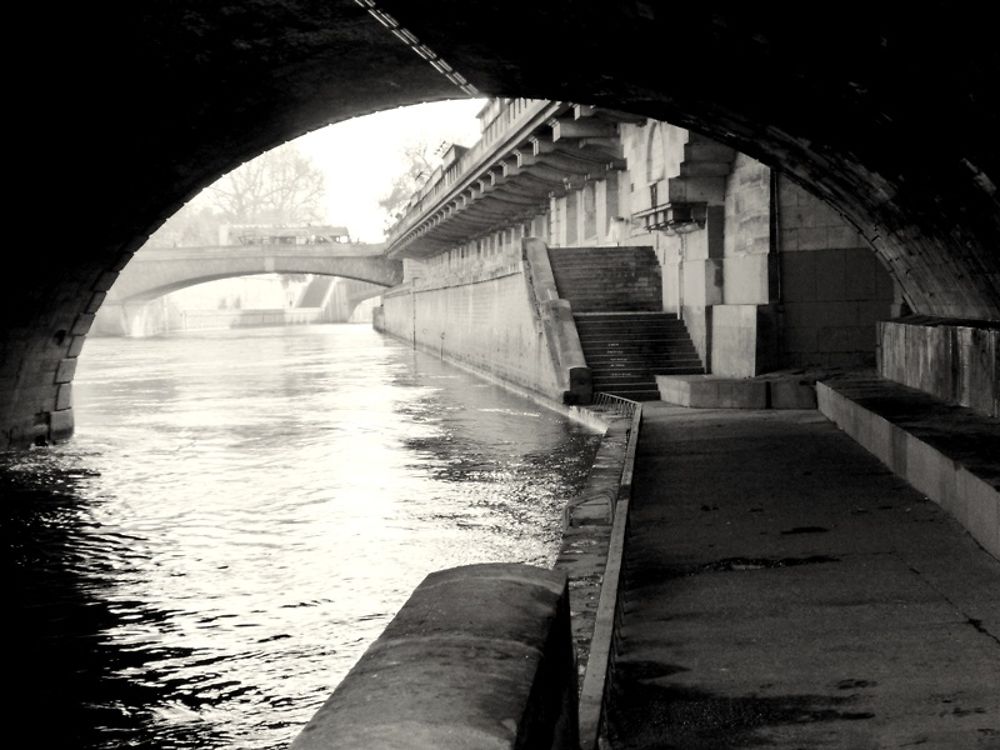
[378, 328, 608, 433]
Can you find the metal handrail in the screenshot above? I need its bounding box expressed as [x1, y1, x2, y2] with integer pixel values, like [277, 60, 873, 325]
[578, 397, 642, 750]
[590, 391, 640, 419]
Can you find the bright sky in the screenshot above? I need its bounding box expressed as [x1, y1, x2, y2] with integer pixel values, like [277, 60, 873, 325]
[295, 98, 486, 242]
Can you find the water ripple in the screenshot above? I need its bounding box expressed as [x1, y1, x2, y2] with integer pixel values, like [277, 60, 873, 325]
[3, 324, 600, 749]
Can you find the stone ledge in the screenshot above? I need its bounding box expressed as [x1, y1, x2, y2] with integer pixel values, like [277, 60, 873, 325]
[656, 373, 817, 409]
[291, 563, 577, 750]
[878, 316, 999, 418]
[818, 374, 999, 560]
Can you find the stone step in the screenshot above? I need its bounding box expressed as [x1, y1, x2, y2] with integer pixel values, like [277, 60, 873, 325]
[553, 281, 660, 290]
[593, 379, 658, 389]
[588, 353, 699, 362]
[570, 300, 663, 309]
[578, 330, 688, 338]
[556, 277, 659, 284]
[552, 272, 660, 280]
[575, 322, 688, 332]
[579, 334, 694, 344]
[601, 390, 662, 401]
[548, 246, 656, 255]
[566, 291, 662, 298]
[584, 351, 699, 361]
[548, 243, 703, 380]
[580, 336, 691, 344]
[547, 243, 663, 316]
[557, 288, 661, 297]
[551, 263, 658, 273]
[588, 356, 703, 367]
[591, 365, 701, 388]
[575, 312, 678, 320]
[593, 367, 703, 384]
[550, 254, 660, 262]
[572, 304, 663, 312]
[593, 388, 662, 401]
[559, 286, 661, 294]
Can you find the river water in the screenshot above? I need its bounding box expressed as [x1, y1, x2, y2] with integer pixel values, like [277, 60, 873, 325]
[2, 324, 601, 749]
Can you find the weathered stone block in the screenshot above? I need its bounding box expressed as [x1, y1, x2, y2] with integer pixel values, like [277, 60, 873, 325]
[92, 271, 120, 292]
[55, 358, 77, 384]
[769, 379, 817, 409]
[719, 379, 767, 408]
[55, 384, 73, 411]
[711, 304, 759, 377]
[49, 408, 74, 442]
[818, 378, 999, 561]
[291, 564, 577, 750]
[879, 317, 999, 418]
[71, 313, 95, 336]
[960, 469, 999, 558]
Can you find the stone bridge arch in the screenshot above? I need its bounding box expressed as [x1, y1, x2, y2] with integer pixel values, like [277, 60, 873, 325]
[4, 1, 998, 446]
[108, 245, 401, 304]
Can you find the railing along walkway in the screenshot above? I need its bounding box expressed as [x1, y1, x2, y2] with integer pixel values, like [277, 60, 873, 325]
[578, 392, 642, 750]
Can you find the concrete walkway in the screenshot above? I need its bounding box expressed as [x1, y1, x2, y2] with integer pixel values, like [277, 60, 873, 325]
[607, 405, 1000, 750]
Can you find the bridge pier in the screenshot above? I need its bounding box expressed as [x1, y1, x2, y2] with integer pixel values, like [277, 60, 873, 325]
[91, 298, 182, 338]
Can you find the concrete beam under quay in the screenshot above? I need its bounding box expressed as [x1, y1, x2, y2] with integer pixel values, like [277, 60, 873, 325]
[290, 564, 578, 750]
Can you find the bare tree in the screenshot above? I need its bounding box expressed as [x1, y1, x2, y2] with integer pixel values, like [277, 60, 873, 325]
[147, 201, 221, 247]
[147, 143, 328, 247]
[210, 143, 326, 225]
[379, 142, 439, 231]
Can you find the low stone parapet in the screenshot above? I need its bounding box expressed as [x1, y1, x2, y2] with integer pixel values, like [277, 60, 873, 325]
[656, 373, 817, 409]
[818, 374, 999, 560]
[878, 315, 999, 418]
[290, 563, 578, 750]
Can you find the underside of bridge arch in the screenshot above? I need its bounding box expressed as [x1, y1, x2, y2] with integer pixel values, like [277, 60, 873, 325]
[3, 0, 997, 447]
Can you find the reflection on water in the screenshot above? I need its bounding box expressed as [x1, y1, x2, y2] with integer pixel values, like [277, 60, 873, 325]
[2, 324, 600, 749]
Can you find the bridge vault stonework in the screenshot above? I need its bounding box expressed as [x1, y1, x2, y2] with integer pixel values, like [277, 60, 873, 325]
[3, 1, 998, 448]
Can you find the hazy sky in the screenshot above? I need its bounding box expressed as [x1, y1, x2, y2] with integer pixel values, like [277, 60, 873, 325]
[295, 98, 486, 242]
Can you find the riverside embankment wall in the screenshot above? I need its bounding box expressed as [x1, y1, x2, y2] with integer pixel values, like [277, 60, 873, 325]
[290, 399, 641, 750]
[378, 261, 565, 402]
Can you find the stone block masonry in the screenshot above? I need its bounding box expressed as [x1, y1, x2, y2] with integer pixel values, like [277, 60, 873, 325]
[379, 264, 564, 402]
[291, 564, 578, 750]
[878, 316, 999, 418]
[819, 375, 1000, 560]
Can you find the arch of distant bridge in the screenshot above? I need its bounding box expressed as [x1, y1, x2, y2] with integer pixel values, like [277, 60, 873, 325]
[107, 244, 402, 303]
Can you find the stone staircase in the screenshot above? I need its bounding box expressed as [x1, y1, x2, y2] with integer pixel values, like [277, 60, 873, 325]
[547, 246, 661, 312]
[547, 246, 704, 400]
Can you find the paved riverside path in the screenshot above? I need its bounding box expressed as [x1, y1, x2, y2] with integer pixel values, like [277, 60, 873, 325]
[606, 405, 1000, 750]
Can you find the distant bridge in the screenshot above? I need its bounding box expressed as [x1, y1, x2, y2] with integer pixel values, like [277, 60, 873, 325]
[109, 242, 402, 303]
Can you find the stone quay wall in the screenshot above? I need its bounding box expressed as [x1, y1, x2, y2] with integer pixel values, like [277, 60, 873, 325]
[378, 260, 566, 403]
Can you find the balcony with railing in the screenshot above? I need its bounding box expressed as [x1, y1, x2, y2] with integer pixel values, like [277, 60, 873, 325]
[385, 98, 645, 260]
